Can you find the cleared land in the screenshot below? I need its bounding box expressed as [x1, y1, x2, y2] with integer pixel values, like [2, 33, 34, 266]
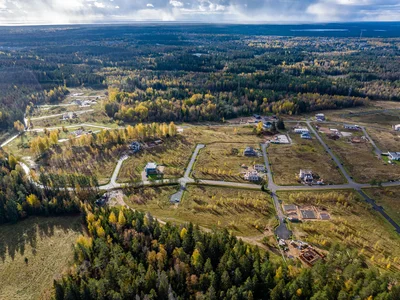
[367, 127, 400, 151]
[118, 135, 195, 183]
[268, 133, 345, 185]
[125, 185, 277, 237]
[363, 187, 400, 226]
[278, 190, 400, 272]
[194, 142, 264, 183]
[0, 216, 83, 300]
[320, 129, 400, 183]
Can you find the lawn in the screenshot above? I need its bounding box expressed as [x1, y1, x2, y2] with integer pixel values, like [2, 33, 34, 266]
[194, 142, 264, 183]
[125, 185, 277, 237]
[320, 130, 400, 183]
[267, 133, 345, 185]
[277, 190, 400, 272]
[0, 216, 83, 300]
[363, 187, 400, 226]
[117, 134, 196, 183]
[367, 127, 400, 152]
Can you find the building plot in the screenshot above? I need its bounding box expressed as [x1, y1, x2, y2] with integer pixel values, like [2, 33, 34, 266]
[320, 128, 400, 183]
[267, 133, 345, 185]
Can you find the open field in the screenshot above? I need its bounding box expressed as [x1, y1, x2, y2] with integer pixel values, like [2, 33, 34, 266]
[0, 216, 83, 300]
[278, 190, 400, 272]
[367, 127, 400, 151]
[118, 135, 196, 182]
[363, 187, 400, 226]
[319, 129, 400, 183]
[194, 142, 264, 183]
[31, 107, 111, 128]
[125, 185, 277, 237]
[268, 132, 345, 185]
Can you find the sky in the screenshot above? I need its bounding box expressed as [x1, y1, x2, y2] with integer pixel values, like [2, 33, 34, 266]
[0, 0, 399, 25]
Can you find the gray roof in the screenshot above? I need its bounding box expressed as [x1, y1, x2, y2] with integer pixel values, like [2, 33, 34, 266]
[301, 210, 317, 219]
[284, 204, 297, 212]
[145, 162, 157, 169]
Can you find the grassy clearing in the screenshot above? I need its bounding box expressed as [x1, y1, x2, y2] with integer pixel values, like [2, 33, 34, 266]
[320, 131, 400, 183]
[277, 190, 400, 272]
[367, 127, 400, 151]
[194, 143, 264, 183]
[118, 135, 195, 183]
[363, 187, 400, 226]
[31, 107, 111, 128]
[0, 216, 83, 300]
[268, 133, 345, 185]
[125, 185, 277, 237]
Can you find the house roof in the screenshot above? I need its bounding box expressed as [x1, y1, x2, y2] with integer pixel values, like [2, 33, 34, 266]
[388, 152, 400, 159]
[283, 204, 297, 212]
[301, 210, 317, 219]
[145, 162, 157, 169]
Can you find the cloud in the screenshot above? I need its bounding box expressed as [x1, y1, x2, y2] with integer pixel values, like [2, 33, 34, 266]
[0, 0, 398, 24]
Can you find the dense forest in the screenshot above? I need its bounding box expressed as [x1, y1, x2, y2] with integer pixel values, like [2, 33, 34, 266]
[0, 25, 399, 133]
[0, 149, 96, 224]
[54, 206, 400, 299]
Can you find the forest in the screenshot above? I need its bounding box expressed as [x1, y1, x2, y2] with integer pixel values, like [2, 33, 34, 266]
[0, 25, 399, 135]
[53, 206, 400, 300]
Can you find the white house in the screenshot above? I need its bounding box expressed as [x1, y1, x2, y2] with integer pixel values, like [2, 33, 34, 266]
[294, 128, 309, 134]
[344, 124, 361, 130]
[315, 113, 325, 121]
[244, 170, 260, 181]
[388, 152, 400, 161]
[394, 124, 400, 131]
[299, 170, 313, 183]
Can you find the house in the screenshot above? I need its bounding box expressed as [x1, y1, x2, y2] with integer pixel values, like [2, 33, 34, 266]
[263, 121, 273, 129]
[129, 141, 141, 153]
[244, 147, 257, 157]
[388, 152, 400, 161]
[253, 114, 261, 120]
[344, 124, 361, 130]
[244, 170, 260, 181]
[301, 133, 312, 139]
[315, 113, 325, 121]
[254, 164, 265, 172]
[394, 124, 400, 131]
[299, 170, 313, 183]
[62, 112, 77, 120]
[294, 127, 309, 134]
[145, 162, 158, 176]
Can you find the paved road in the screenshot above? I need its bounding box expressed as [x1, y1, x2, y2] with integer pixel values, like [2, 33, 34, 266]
[261, 143, 292, 240]
[100, 155, 129, 190]
[306, 121, 356, 185]
[361, 126, 382, 158]
[170, 144, 205, 203]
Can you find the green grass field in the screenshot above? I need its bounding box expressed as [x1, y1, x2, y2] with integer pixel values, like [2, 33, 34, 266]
[125, 185, 277, 237]
[0, 216, 83, 300]
[268, 133, 345, 185]
[278, 190, 400, 272]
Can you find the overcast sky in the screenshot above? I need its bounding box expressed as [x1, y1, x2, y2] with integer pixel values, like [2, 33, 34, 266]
[0, 0, 399, 25]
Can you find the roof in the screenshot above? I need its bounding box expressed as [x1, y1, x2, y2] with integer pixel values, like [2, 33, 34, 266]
[301, 210, 317, 219]
[145, 162, 157, 169]
[388, 152, 400, 159]
[300, 169, 313, 174]
[283, 204, 297, 212]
